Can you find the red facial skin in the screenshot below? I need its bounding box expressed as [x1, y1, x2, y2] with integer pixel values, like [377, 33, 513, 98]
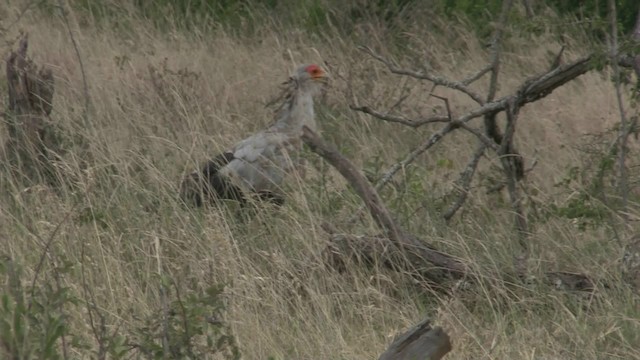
[305, 64, 325, 79]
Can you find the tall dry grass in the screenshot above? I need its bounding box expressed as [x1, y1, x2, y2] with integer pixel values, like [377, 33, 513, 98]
[1, 1, 639, 359]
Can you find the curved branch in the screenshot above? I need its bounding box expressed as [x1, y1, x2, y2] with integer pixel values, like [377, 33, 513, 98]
[302, 126, 467, 277]
[302, 126, 402, 242]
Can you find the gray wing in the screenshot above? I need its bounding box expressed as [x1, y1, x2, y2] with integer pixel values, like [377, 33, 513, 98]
[219, 130, 302, 194]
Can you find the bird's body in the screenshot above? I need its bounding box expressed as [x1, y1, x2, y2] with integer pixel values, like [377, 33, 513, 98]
[180, 64, 326, 207]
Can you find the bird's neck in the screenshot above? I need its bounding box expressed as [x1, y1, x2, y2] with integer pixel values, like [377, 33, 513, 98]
[271, 89, 317, 133]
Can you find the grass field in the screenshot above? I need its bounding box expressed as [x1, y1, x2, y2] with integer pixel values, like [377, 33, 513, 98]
[1, 1, 639, 359]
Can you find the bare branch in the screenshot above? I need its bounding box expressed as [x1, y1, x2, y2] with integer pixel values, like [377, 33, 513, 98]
[455, 122, 499, 151]
[499, 100, 528, 244]
[632, 7, 640, 79]
[359, 46, 486, 105]
[375, 123, 455, 190]
[302, 126, 402, 242]
[519, 56, 593, 104]
[430, 94, 452, 120]
[372, 55, 594, 194]
[443, 143, 486, 221]
[609, 0, 630, 219]
[351, 105, 450, 128]
[28, 210, 75, 310]
[57, 0, 91, 128]
[303, 127, 467, 277]
[486, 0, 514, 103]
[462, 64, 492, 85]
[549, 45, 565, 70]
[483, 0, 517, 182]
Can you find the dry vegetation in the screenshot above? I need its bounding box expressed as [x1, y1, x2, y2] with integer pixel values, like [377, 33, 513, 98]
[1, 1, 639, 359]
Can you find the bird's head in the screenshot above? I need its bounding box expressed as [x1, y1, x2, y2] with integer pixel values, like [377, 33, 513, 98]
[292, 64, 328, 92]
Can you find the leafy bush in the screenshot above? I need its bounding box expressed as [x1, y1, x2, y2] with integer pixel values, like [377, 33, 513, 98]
[130, 281, 240, 359]
[0, 256, 239, 359]
[0, 257, 80, 359]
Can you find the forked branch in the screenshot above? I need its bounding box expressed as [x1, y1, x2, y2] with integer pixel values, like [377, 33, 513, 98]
[359, 46, 486, 105]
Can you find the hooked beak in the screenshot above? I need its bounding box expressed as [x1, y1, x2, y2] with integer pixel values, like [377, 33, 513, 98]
[313, 72, 329, 85]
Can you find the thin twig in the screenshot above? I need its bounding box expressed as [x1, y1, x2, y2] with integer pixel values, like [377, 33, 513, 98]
[359, 46, 486, 105]
[443, 143, 486, 221]
[632, 8, 640, 80]
[28, 204, 77, 309]
[462, 64, 492, 85]
[80, 239, 108, 360]
[499, 100, 528, 244]
[482, 0, 514, 154]
[373, 55, 594, 193]
[549, 45, 565, 70]
[455, 122, 500, 150]
[486, 0, 513, 103]
[389, 94, 410, 113]
[351, 105, 450, 128]
[57, 1, 91, 128]
[375, 123, 455, 190]
[609, 0, 630, 221]
[430, 94, 452, 120]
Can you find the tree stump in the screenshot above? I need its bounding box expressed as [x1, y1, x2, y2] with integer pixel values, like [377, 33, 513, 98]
[3, 34, 59, 186]
[378, 318, 452, 360]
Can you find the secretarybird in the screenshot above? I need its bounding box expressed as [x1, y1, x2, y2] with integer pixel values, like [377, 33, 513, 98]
[180, 64, 328, 207]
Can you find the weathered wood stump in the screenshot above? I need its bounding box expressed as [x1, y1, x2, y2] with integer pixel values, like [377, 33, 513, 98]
[378, 318, 452, 360]
[3, 35, 59, 186]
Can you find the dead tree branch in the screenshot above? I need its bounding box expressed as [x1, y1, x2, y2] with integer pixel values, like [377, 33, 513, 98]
[374, 122, 455, 190]
[483, 0, 511, 147]
[359, 46, 486, 105]
[305, 127, 597, 292]
[351, 105, 450, 128]
[355, 7, 601, 213]
[499, 100, 528, 245]
[609, 0, 633, 221]
[632, 8, 640, 80]
[302, 126, 467, 279]
[57, 0, 91, 128]
[302, 126, 402, 243]
[362, 55, 594, 196]
[462, 64, 492, 85]
[4, 34, 60, 185]
[443, 143, 486, 221]
[378, 318, 452, 360]
[484, 0, 526, 188]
